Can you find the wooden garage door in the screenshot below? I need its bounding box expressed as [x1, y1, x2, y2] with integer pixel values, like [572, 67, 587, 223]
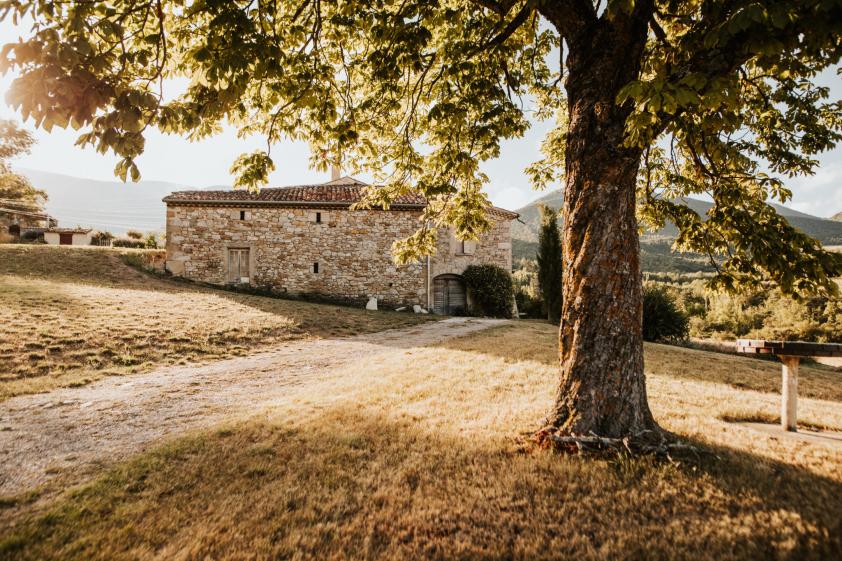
[432, 274, 466, 315]
[59, 233, 73, 245]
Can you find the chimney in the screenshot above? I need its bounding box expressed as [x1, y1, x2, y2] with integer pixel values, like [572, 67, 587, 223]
[331, 165, 340, 181]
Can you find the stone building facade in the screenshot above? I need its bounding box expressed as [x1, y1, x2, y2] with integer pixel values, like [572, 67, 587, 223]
[1, 205, 54, 241]
[163, 177, 517, 313]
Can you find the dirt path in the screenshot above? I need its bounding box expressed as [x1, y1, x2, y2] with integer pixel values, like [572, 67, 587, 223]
[0, 317, 503, 496]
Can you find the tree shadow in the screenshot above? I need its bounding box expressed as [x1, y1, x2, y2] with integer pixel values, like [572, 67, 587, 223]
[429, 322, 842, 403]
[2, 406, 840, 561]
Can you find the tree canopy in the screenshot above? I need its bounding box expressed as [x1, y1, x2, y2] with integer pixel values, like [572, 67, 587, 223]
[1, 1, 839, 295]
[0, 118, 45, 210]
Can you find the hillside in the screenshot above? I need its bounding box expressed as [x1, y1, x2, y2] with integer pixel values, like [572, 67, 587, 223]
[0, 245, 431, 400]
[513, 189, 842, 269]
[833, 211, 842, 222]
[21, 169, 196, 234]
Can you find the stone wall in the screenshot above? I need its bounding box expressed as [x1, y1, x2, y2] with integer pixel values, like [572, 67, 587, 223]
[430, 219, 512, 279]
[1, 210, 48, 233]
[166, 205, 428, 306]
[165, 204, 513, 308]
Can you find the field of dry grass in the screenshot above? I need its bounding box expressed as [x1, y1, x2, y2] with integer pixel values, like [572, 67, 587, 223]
[1, 321, 840, 560]
[0, 245, 433, 400]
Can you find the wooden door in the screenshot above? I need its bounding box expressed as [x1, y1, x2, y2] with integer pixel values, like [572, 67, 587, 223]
[227, 248, 250, 283]
[59, 233, 73, 245]
[432, 274, 466, 315]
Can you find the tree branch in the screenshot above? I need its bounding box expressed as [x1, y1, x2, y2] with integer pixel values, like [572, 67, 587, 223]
[537, 0, 597, 38]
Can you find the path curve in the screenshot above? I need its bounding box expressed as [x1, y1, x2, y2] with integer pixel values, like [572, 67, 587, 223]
[0, 317, 503, 496]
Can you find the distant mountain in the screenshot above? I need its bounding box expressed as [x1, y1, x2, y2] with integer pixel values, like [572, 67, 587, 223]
[21, 169, 197, 234]
[833, 211, 842, 222]
[513, 188, 842, 271]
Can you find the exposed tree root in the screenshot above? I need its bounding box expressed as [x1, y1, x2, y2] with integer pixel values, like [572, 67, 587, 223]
[532, 428, 709, 463]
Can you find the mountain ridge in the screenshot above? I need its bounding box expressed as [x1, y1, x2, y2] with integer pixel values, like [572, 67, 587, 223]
[513, 188, 842, 245]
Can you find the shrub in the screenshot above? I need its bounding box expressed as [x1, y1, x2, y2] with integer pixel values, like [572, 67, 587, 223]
[113, 238, 146, 248]
[515, 289, 544, 319]
[143, 233, 160, 249]
[20, 230, 44, 243]
[642, 284, 689, 342]
[125, 230, 144, 240]
[91, 231, 114, 246]
[462, 264, 515, 318]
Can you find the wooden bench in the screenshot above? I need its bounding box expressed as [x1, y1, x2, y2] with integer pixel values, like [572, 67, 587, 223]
[736, 339, 842, 432]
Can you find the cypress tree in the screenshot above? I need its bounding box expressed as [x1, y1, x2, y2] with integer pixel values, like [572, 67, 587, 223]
[537, 204, 562, 323]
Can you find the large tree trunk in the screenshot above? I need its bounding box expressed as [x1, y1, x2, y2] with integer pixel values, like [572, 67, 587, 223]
[544, 16, 662, 438]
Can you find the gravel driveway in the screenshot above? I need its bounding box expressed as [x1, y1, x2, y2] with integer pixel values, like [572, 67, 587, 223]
[0, 317, 503, 496]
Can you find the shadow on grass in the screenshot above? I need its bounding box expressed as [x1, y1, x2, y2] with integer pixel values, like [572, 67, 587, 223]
[1, 244, 432, 339]
[432, 322, 842, 403]
[1, 407, 840, 561]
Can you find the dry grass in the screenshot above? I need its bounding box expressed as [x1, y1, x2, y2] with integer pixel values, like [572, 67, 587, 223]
[0, 245, 433, 400]
[1, 321, 840, 560]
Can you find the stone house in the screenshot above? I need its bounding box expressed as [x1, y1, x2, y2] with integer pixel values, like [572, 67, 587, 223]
[0, 204, 55, 241]
[163, 176, 518, 314]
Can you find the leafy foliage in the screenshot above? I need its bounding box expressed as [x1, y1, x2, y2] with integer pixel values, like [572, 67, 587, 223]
[0, 1, 839, 295]
[660, 277, 842, 343]
[512, 258, 543, 319]
[536, 204, 562, 322]
[463, 264, 514, 318]
[642, 284, 690, 343]
[91, 231, 114, 246]
[0, 119, 45, 211]
[113, 237, 147, 249]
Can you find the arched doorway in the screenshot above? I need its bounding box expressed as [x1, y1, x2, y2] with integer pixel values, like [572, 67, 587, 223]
[432, 274, 466, 315]
[8, 224, 20, 239]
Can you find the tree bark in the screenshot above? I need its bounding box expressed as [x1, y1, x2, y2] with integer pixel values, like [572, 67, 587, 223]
[544, 14, 662, 438]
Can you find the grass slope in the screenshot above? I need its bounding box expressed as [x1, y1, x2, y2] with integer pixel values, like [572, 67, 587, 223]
[1, 322, 840, 560]
[0, 245, 432, 400]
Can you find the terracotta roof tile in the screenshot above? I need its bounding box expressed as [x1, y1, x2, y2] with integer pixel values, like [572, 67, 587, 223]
[163, 177, 518, 220]
[46, 227, 91, 234]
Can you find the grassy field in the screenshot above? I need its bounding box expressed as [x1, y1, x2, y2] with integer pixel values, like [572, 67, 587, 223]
[0, 245, 433, 400]
[1, 321, 840, 560]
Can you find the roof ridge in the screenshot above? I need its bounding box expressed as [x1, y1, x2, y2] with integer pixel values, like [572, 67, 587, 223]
[162, 182, 518, 219]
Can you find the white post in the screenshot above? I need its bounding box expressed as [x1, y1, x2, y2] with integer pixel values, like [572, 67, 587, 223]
[331, 165, 340, 181]
[780, 356, 799, 432]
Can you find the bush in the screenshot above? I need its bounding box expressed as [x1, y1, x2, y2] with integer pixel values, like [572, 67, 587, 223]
[143, 233, 160, 249]
[642, 284, 689, 342]
[20, 230, 44, 243]
[462, 264, 515, 318]
[126, 230, 144, 240]
[515, 289, 544, 319]
[113, 238, 146, 248]
[91, 231, 114, 246]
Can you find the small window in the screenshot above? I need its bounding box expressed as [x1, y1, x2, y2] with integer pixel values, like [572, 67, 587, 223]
[315, 212, 322, 224]
[461, 240, 476, 255]
[239, 210, 246, 220]
[313, 262, 319, 274]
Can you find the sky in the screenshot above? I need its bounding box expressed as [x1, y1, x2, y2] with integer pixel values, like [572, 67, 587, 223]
[0, 23, 839, 216]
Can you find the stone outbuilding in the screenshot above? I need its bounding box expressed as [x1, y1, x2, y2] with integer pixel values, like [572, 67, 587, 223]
[1, 204, 55, 241]
[163, 176, 518, 313]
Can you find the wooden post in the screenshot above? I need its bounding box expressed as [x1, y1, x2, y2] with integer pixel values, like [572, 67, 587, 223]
[780, 356, 799, 432]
